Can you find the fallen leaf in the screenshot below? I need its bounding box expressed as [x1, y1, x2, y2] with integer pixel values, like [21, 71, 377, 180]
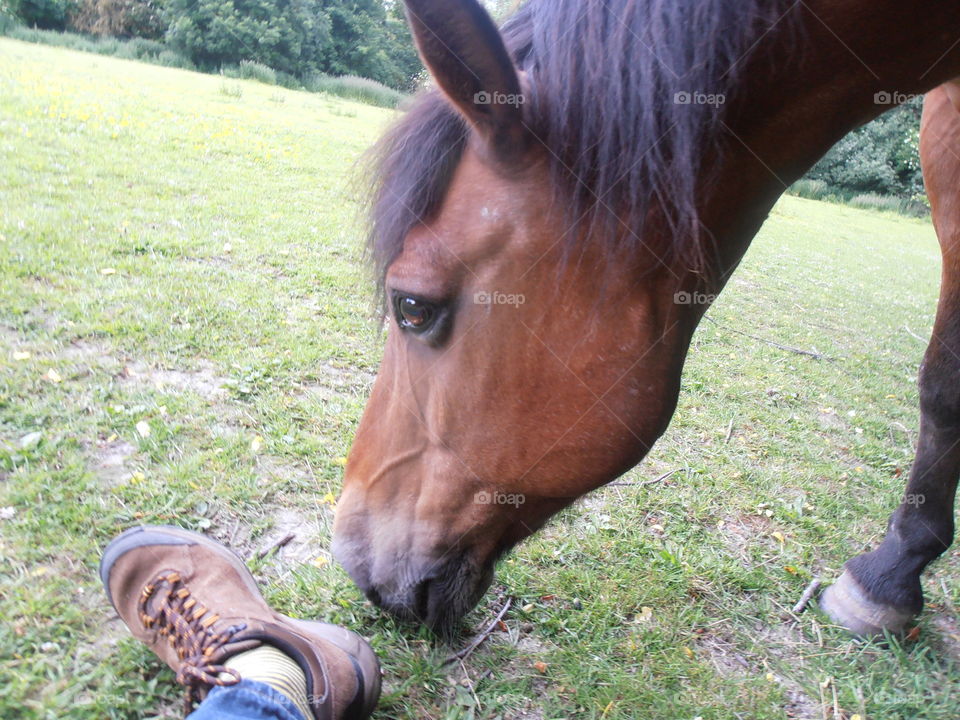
[533, 661, 548, 673]
[636, 606, 654, 623]
[682, 646, 694, 658]
[335, 456, 348, 466]
[497, 620, 508, 632]
[311, 556, 328, 568]
[906, 626, 921, 642]
[45, 369, 63, 383]
[135, 420, 151, 438]
[322, 492, 337, 505]
[12, 351, 30, 361]
[785, 566, 798, 575]
[0, 507, 15, 520]
[772, 531, 786, 544]
[100, 267, 117, 275]
[251, 436, 263, 453]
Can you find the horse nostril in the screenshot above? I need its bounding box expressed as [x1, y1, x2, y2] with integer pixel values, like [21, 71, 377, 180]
[413, 578, 432, 622]
[363, 585, 382, 608]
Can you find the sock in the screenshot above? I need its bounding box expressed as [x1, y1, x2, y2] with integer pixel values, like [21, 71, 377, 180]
[222, 645, 314, 720]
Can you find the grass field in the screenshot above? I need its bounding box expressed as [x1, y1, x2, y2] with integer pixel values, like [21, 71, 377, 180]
[3, 38, 960, 720]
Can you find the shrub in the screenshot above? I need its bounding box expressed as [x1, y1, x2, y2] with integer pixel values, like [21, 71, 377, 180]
[788, 178, 829, 201]
[238, 59, 276, 85]
[124, 34, 163, 58]
[848, 193, 906, 214]
[70, 0, 164, 39]
[273, 70, 301, 90]
[304, 72, 403, 109]
[219, 80, 242, 98]
[155, 47, 192, 69]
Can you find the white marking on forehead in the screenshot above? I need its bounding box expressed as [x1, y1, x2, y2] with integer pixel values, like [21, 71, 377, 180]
[480, 206, 500, 221]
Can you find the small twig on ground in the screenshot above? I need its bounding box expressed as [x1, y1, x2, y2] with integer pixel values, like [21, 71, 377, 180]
[229, 517, 241, 546]
[609, 468, 685, 488]
[459, 658, 482, 711]
[257, 533, 295, 559]
[444, 598, 512, 664]
[724, 417, 735, 444]
[903, 325, 929, 344]
[792, 577, 822, 615]
[703, 315, 835, 361]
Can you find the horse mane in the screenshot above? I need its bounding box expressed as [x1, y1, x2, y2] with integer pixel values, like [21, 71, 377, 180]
[366, 0, 792, 299]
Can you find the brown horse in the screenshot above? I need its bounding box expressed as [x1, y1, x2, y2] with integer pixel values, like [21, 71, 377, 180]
[331, 0, 960, 635]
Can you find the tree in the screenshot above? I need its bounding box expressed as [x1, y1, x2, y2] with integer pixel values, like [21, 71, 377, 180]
[320, 0, 421, 91]
[11, 0, 78, 30]
[72, 0, 165, 38]
[807, 100, 924, 200]
[164, 0, 332, 75]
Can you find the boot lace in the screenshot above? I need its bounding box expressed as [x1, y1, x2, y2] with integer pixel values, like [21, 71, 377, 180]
[138, 570, 247, 713]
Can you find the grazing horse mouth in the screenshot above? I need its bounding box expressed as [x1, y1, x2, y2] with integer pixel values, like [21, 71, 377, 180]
[331, 535, 497, 636]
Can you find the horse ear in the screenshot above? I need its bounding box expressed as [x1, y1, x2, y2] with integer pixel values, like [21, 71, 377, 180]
[403, 0, 528, 158]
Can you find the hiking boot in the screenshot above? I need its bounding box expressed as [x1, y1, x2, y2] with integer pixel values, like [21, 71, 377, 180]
[99, 525, 380, 719]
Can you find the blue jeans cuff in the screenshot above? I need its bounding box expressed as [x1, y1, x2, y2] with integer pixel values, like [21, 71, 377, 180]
[186, 678, 308, 720]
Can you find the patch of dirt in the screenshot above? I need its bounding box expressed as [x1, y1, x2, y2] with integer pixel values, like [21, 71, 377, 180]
[60, 339, 117, 364]
[123, 360, 229, 400]
[716, 513, 774, 567]
[692, 618, 821, 719]
[929, 612, 960, 663]
[694, 630, 754, 677]
[253, 455, 316, 488]
[92, 438, 137, 487]
[756, 622, 824, 720]
[1, 324, 23, 349]
[295, 361, 376, 403]
[251, 506, 331, 568]
[816, 408, 846, 430]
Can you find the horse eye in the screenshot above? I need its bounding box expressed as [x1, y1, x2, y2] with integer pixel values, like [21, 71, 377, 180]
[395, 295, 436, 332]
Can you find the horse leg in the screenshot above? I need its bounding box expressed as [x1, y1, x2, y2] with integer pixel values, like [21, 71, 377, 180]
[821, 83, 960, 636]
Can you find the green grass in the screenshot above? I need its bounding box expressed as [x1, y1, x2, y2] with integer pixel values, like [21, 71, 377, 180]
[2, 38, 959, 720]
[1, 25, 408, 108]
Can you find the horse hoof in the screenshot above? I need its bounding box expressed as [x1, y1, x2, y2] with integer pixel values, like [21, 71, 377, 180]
[819, 570, 915, 638]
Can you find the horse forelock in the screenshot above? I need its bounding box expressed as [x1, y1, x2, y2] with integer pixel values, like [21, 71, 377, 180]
[365, 0, 794, 305]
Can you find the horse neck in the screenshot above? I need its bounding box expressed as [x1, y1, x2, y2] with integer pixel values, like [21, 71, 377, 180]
[700, 0, 960, 285]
